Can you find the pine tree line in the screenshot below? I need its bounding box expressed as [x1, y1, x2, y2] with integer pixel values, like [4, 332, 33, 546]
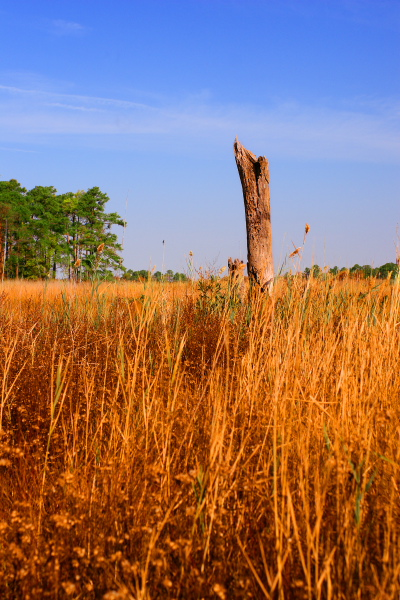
[303, 263, 399, 279]
[123, 269, 188, 282]
[0, 180, 126, 280]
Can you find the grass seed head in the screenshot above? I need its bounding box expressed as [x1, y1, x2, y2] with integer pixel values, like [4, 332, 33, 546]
[289, 247, 302, 258]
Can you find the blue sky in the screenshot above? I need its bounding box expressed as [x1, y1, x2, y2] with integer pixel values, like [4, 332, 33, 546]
[1, 0, 399, 273]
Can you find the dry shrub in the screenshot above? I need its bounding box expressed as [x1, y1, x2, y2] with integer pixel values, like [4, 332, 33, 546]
[0, 277, 399, 599]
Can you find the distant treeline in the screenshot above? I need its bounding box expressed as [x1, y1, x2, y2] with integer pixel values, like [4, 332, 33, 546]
[2, 179, 397, 283]
[119, 264, 400, 283]
[302, 263, 399, 279]
[124, 263, 400, 283]
[0, 179, 125, 280]
[123, 269, 188, 282]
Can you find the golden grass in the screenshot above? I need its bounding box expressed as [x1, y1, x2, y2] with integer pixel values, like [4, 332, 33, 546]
[0, 276, 399, 599]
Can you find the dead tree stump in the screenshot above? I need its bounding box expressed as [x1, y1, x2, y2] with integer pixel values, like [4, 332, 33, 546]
[228, 257, 246, 279]
[228, 257, 246, 297]
[234, 138, 274, 292]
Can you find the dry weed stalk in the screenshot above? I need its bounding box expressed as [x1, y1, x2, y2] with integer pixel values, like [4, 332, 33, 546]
[0, 277, 399, 599]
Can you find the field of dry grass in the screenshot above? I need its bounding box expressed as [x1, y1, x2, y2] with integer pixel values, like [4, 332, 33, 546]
[0, 276, 399, 599]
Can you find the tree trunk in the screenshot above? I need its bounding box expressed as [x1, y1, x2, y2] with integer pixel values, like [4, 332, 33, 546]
[234, 138, 274, 292]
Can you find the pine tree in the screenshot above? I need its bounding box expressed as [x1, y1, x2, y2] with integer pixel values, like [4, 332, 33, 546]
[62, 187, 125, 281]
[0, 180, 126, 280]
[23, 186, 68, 278]
[0, 180, 28, 279]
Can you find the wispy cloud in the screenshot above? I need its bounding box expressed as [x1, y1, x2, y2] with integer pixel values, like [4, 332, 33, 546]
[50, 19, 86, 36]
[45, 102, 105, 113]
[0, 84, 156, 110]
[0, 146, 37, 153]
[0, 82, 399, 163]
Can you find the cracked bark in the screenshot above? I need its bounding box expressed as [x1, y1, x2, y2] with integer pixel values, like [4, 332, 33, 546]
[234, 138, 274, 292]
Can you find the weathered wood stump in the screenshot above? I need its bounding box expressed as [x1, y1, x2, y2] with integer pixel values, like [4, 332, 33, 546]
[234, 138, 274, 292]
[228, 257, 246, 298]
[228, 257, 246, 279]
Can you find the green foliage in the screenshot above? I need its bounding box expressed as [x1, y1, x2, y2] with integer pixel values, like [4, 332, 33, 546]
[196, 275, 225, 314]
[123, 269, 152, 281]
[375, 262, 399, 279]
[304, 262, 399, 280]
[303, 265, 322, 278]
[0, 180, 126, 280]
[196, 273, 244, 317]
[123, 270, 188, 282]
[173, 272, 188, 282]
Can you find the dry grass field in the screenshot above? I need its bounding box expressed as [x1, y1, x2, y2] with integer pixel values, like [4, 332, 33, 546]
[0, 276, 399, 599]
